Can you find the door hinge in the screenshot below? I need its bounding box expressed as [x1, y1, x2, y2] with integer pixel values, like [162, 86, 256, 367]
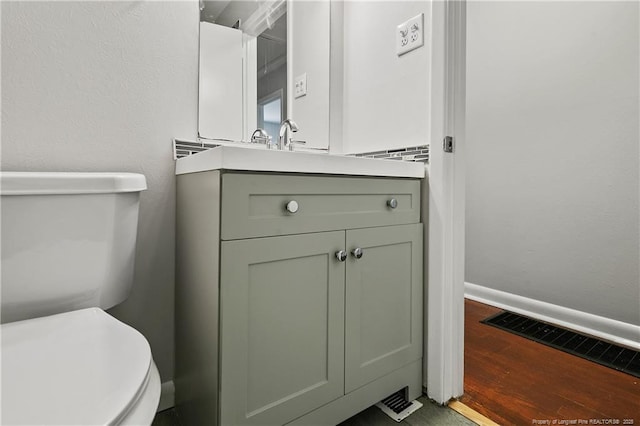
[443, 136, 454, 153]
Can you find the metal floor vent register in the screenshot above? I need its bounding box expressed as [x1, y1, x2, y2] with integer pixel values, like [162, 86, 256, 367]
[375, 391, 423, 422]
[482, 311, 640, 378]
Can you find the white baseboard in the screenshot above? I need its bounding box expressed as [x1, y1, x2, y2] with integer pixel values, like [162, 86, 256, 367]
[157, 380, 175, 412]
[465, 282, 640, 350]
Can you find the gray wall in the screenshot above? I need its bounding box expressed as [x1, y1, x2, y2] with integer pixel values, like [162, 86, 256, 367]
[340, 1, 431, 154]
[1, 1, 199, 383]
[466, 1, 639, 325]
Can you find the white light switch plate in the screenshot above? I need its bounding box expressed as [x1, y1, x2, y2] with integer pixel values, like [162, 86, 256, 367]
[396, 13, 424, 56]
[294, 73, 307, 98]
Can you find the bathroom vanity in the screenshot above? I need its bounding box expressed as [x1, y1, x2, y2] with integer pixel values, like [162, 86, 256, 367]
[175, 146, 426, 426]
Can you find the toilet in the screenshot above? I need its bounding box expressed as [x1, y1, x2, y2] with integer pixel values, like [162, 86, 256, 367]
[1, 172, 161, 425]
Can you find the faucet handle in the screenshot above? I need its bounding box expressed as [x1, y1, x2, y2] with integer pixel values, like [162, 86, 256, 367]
[288, 140, 307, 151]
[251, 128, 270, 144]
[265, 137, 277, 149]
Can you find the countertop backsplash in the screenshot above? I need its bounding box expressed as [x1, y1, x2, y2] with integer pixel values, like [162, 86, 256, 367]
[352, 145, 429, 163]
[174, 139, 429, 163]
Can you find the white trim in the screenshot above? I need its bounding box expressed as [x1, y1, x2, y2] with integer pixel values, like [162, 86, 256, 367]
[286, 0, 293, 120]
[425, 0, 466, 404]
[242, 35, 257, 142]
[157, 380, 175, 412]
[465, 282, 640, 351]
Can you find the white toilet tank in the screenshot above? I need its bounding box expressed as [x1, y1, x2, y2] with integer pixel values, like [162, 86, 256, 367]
[0, 172, 147, 323]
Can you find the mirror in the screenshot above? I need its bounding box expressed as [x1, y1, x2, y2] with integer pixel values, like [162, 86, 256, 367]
[198, 0, 331, 150]
[199, 0, 287, 143]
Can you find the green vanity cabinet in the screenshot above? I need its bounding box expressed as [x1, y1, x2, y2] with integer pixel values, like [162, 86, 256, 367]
[176, 170, 424, 426]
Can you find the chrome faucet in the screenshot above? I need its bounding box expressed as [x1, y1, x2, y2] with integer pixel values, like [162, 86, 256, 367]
[278, 119, 299, 150]
[250, 128, 270, 145]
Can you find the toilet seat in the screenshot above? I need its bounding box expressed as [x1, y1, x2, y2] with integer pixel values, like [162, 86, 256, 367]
[1, 308, 159, 425]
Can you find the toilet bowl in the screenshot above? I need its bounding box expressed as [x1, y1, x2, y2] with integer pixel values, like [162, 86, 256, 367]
[0, 172, 161, 425]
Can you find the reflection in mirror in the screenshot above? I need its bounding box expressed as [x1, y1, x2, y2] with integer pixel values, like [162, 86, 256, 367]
[199, 1, 286, 143]
[258, 89, 283, 139]
[256, 14, 286, 139]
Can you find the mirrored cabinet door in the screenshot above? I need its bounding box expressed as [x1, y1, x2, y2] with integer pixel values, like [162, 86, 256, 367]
[199, 0, 289, 143]
[198, 1, 330, 150]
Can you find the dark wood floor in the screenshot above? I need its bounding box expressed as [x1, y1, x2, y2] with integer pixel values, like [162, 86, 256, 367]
[461, 299, 640, 425]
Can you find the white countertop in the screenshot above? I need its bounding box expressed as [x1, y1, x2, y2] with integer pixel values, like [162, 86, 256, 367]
[175, 145, 426, 178]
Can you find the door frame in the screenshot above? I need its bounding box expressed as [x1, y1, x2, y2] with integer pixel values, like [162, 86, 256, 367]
[425, 0, 466, 404]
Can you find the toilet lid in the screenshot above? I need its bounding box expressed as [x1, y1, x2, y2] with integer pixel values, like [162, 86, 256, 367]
[1, 308, 152, 425]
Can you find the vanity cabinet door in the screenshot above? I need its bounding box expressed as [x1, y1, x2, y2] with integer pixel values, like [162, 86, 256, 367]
[344, 224, 423, 393]
[219, 231, 346, 426]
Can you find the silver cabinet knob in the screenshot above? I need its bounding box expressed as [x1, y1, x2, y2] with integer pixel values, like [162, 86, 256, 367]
[285, 200, 299, 213]
[335, 250, 347, 262]
[351, 247, 363, 259]
[387, 198, 398, 209]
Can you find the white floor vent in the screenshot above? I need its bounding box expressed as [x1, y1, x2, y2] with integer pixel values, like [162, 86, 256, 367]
[375, 391, 423, 422]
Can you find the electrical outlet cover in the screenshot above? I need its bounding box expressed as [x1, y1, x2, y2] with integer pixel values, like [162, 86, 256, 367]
[396, 13, 424, 56]
[294, 73, 307, 98]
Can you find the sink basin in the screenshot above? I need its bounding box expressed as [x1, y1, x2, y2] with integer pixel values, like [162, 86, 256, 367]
[175, 145, 425, 178]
